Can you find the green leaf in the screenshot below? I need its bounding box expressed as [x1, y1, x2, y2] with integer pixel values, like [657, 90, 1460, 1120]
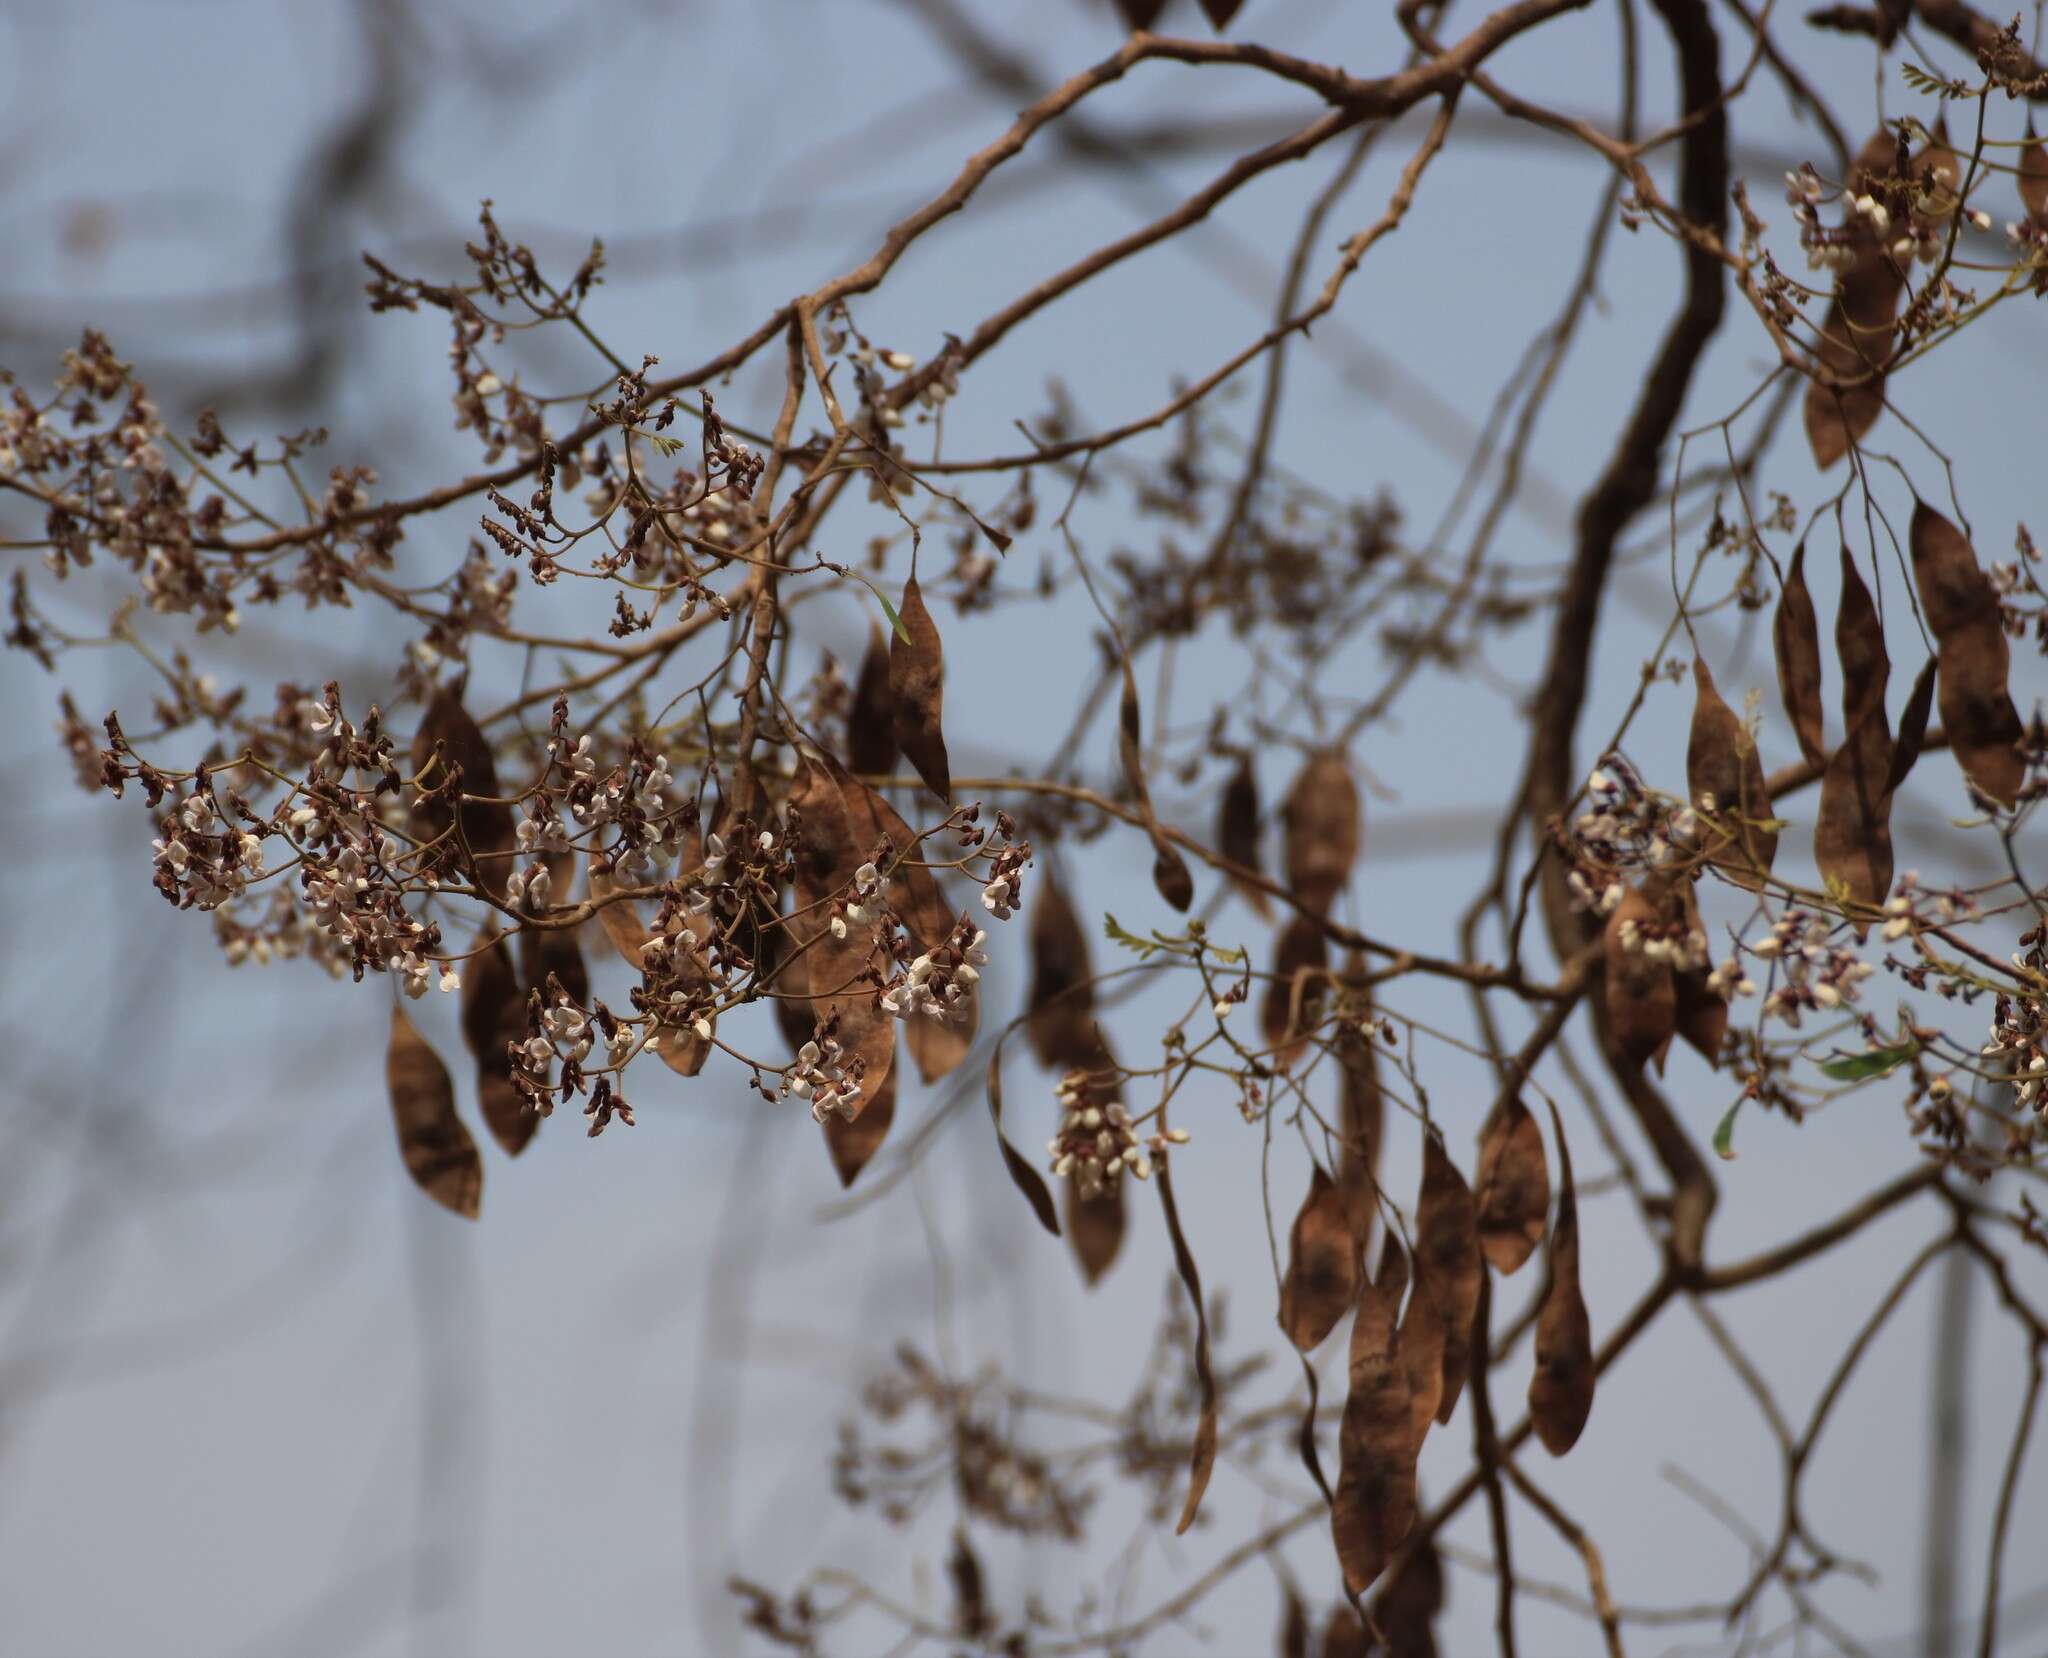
[873, 587, 912, 646]
[1818, 1041, 1919, 1082]
[1712, 1098, 1743, 1161]
[1103, 913, 1161, 959]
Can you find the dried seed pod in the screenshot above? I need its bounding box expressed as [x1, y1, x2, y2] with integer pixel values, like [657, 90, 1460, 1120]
[1332, 1239, 1416, 1597]
[1199, 0, 1245, 31]
[1279, 1165, 1360, 1351]
[410, 686, 514, 897]
[823, 1052, 896, 1188]
[1283, 749, 1361, 917]
[1603, 882, 1676, 1073]
[788, 758, 896, 1120]
[1774, 542, 1828, 769]
[1887, 656, 1938, 799]
[461, 930, 536, 1157]
[1528, 1104, 1594, 1455]
[1804, 128, 1907, 469]
[889, 575, 951, 803]
[1369, 1531, 1446, 1658]
[1414, 1133, 1482, 1424]
[1114, 0, 1168, 30]
[846, 622, 899, 781]
[1027, 873, 1098, 1071]
[1909, 502, 2025, 807]
[1321, 1608, 1371, 1658]
[1674, 968, 1731, 1067]
[590, 862, 715, 1077]
[1064, 1173, 1126, 1286]
[517, 852, 589, 1007]
[587, 862, 653, 968]
[1156, 1155, 1218, 1534]
[1815, 549, 1896, 920]
[1217, 754, 1271, 917]
[1398, 1261, 1446, 1453]
[1336, 957, 1384, 1251]
[986, 1051, 1060, 1236]
[1262, 914, 1329, 1070]
[1116, 660, 1194, 912]
[2020, 127, 2048, 221]
[1688, 657, 1776, 889]
[1473, 1095, 1548, 1275]
[387, 1004, 482, 1219]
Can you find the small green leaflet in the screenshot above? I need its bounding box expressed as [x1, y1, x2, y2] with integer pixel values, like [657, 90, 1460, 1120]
[865, 582, 912, 645]
[1103, 913, 1162, 959]
[1817, 1041, 1919, 1083]
[1712, 1098, 1743, 1160]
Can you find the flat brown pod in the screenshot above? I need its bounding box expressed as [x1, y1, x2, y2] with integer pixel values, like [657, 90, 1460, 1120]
[1320, 1608, 1370, 1658]
[1397, 1262, 1446, 1453]
[889, 576, 950, 803]
[1116, 661, 1194, 912]
[1217, 755, 1271, 917]
[2020, 128, 2048, 221]
[518, 853, 589, 1008]
[1674, 968, 1730, 1067]
[1687, 657, 1776, 889]
[1262, 914, 1329, 1070]
[1414, 1133, 1482, 1423]
[1370, 1532, 1446, 1658]
[1156, 1155, 1218, 1535]
[1027, 873, 1098, 1071]
[587, 863, 652, 967]
[1336, 960, 1384, 1251]
[1473, 1096, 1548, 1275]
[1774, 542, 1828, 769]
[411, 686, 514, 897]
[1603, 882, 1676, 1073]
[846, 622, 899, 781]
[1888, 656, 1938, 799]
[1331, 1239, 1416, 1597]
[986, 1051, 1059, 1236]
[1064, 1174, 1126, 1285]
[788, 758, 896, 1120]
[823, 1053, 895, 1188]
[1802, 258, 1902, 469]
[1283, 749, 1361, 917]
[387, 1004, 482, 1219]
[1815, 551, 1896, 919]
[1114, 0, 1168, 29]
[1528, 1105, 1594, 1455]
[1199, 0, 1245, 30]
[1279, 1165, 1360, 1351]
[461, 930, 536, 1157]
[1909, 502, 2025, 807]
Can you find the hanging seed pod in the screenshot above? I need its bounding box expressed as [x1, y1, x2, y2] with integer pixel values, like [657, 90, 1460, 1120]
[1262, 914, 1329, 1070]
[1369, 1531, 1446, 1658]
[1815, 549, 1895, 920]
[461, 930, 537, 1157]
[2020, 127, 2048, 221]
[1688, 657, 1776, 889]
[517, 852, 589, 1008]
[387, 1004, 482, 1219]
[1909, 502, 2025, 807]
[1887, 656, 1938, 799]
[847, 622, 899, 781]
[788, 758, 896, 1120]
[1774, 542, 1828, 769]
[1156, 1155, 1218, 1534]
[1336, 955, 1384, 1252]
[1398, 1261, 1446, 1453]
[1028, 873, 1099, 1071]
[1217, 754, 1271, 917]
[1116, 660, 1194, 911]
[823, 1053, 896, 1188]
[1283, 749, 1362, 917]
[1414, 1133, 1482, 1424]
[1064, 1172, 1126, 1286]
[1198, 0, 1245, 32]
[1321, 1608, 1371, 1658]
[1279, 1165, 1360, 1351]
[766, 907, 816, 1057]
[591, 861, 715, 1078]
[410, 686, 515, 897]
[1473, 1095, 1548, 1274]
[986, 1051, 1059, 1236]
[1332, 1239, 1417, 1598]
[889, 575, 951, 803]
[1114, 0, 1168, 30]
[1528, 1104, 1595, 1455]
[587, 862, 652, 968]
[1603, 882, 1677, 1073]
[1804, 128, 1907, 469]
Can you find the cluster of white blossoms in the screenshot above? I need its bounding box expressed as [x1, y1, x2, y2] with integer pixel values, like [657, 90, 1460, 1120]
[1612, 903, 1710, 973]
[786, 1035, 859, 1123]
[1744, 909, 1877, 1028]
[1562, 756, 1697, 914]
[1045, 1073, 1191, 1199]
[979, 844, 1029, 920]
[1985, 994, 2048, 1111]
[150, 789, 263, 911]
[880, 919, 987, 1023]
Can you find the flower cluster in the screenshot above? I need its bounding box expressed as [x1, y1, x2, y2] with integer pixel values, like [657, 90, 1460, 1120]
[1559, 756, 1696, 913]
[880, 918, 986, 1023]
[1746, 909, 1877, 1027]
[151, 789, 264, 911]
